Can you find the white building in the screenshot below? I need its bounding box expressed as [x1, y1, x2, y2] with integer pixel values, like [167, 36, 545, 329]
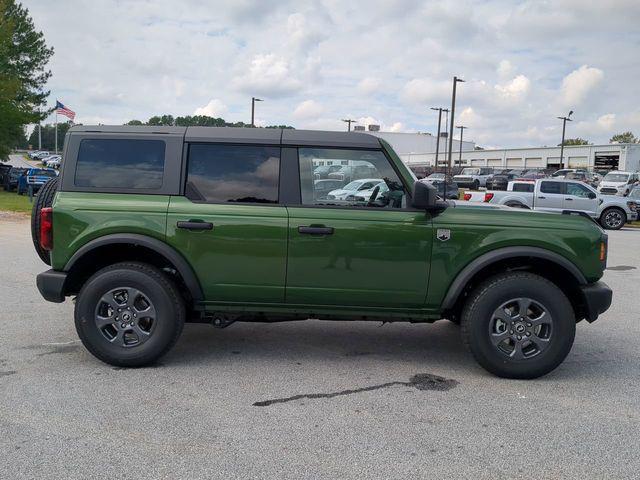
[363, 130, 475, 159]
[399, 143, 640, 172]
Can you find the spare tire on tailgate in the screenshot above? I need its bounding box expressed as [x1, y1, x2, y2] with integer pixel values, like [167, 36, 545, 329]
[31, 177, 59, 265]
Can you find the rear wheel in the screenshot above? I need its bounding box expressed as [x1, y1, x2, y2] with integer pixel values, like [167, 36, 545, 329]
[461, 272, 575, 379]
[75, 262, 185, 367]
[599, 207, 626, 230]
[31, 177, 58, 265]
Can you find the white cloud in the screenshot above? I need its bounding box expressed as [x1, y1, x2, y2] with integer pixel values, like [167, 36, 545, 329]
[497, 60, 514, 78]
[494, 75, 531, 100]
[458, 107, 482, 128]
[293, 100, 324, 119]
[287, 13, 325, 50]
[357, 77, 382, 95]
[194, 99, 228, 118]
[560, 65, 604, 107]
[232, 54, 302, 97]
[389, 122, 404, 132]
[401, 78, 451, 104]
[597, 113, 616, 130]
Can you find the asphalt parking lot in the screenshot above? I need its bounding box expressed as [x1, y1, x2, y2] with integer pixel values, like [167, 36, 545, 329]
[1, 216, 639, 479]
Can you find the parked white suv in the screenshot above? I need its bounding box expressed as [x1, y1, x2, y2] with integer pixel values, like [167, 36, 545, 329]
[453, 167, 493, 190]
[598, 171, 639, 196]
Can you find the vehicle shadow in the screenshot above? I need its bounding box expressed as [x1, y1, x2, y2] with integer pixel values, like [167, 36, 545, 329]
[166, 319, 477, 370]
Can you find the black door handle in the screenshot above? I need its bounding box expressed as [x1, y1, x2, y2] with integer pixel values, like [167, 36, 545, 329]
[177, 220, 213, 231]
[298, 226, 334, 235]
[565, 197, 573, 201]
[538, 196, 546, 199]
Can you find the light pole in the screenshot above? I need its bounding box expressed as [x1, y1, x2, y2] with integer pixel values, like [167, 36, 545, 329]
[456, 125, 468, 167]
[447, 76, 465, 176]
[557, 111, 573, 168]
[430, 107, 448, 171]
[251, 97, 263, 127]
[342, 119, 356, 131]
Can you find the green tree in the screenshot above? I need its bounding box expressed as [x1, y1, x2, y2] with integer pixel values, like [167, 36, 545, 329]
[125, 119, 144, 126]
[26, 121, 72, 150]
[559, 138, 590, 146]
[609, 131, 637, 144]
[0, 0, 54, 158]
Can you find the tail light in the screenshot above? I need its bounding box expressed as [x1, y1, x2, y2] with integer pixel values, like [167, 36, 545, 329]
[463, 193, 472, 201]
[484, 192, 494, 202]
[40, 207, 53, 251]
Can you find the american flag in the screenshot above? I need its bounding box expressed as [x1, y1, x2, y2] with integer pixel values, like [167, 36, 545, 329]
[55, 100, 76, 121]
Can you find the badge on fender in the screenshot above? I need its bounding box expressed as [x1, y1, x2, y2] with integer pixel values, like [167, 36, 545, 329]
[436, 229, 451, 241]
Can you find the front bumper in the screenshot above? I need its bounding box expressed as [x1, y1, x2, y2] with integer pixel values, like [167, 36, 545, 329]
[579, 281, 612, 323]
[36, 269, 67, 303]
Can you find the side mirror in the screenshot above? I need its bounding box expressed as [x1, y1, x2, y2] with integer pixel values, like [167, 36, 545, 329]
[588, 192, 597, 199]
[412, 180, 438, 210]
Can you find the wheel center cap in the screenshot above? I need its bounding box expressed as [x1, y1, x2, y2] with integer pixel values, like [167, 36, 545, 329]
[122, 312, 131, 322]
[514, 323, 526, 334]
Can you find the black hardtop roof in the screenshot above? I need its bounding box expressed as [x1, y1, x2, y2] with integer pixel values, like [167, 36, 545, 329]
[69, 125, 381, 149]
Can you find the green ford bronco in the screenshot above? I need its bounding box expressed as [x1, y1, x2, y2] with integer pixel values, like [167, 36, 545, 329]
[33, 126, 612, 378]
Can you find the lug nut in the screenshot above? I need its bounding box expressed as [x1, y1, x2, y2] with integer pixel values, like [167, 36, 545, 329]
[121, 323, 126, 328]
[517, 335, 522, 340]
[526, 332, 531, 336]
[527, 322, 532, 327]
[510, 330, 514, 334]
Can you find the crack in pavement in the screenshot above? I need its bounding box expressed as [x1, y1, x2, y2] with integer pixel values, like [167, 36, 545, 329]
[253, 373, 458, 407]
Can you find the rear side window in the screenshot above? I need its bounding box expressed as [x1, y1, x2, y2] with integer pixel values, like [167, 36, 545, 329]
[540, 181, 563, 194]
[186, 144, 280, 203]
[512, 182, 534, 192]
[75, 139, 165, 189]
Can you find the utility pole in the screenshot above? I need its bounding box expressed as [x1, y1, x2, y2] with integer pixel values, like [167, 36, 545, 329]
[557, 111, 573, 168]
[430, 107, 448, 171]
[251, 97, 263, 127]
[456, 125, 468, 167]
[38, 122, 42, 150]
[447, 76, 464, 176]
[342, 119, 356, 131]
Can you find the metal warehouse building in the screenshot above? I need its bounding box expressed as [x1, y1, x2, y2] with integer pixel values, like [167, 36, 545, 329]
[396, 142, 640, 172]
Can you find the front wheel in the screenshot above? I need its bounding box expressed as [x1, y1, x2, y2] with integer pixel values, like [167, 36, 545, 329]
[600, 207, 626, 230]
[75, 262, 185, 367]
[461, 272, 575, 379]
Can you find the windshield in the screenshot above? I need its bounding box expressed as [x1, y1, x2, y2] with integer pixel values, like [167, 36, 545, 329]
[428, 173, 445, 179]
[460, 168, 480, 175]
[342, 180, 363, 191]
[603, 173, 629, 182]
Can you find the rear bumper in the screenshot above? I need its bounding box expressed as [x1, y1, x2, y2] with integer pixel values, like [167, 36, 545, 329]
[579, 281, 612, 323]
[36, 269, 67, 303]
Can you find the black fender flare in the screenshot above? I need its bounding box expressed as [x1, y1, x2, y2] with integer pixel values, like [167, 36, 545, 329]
[64, 233, 204, 301]
[441, 246, 587, 310]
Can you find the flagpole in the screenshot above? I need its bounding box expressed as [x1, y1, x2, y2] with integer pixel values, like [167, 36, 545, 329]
[55, 107, 58, 154]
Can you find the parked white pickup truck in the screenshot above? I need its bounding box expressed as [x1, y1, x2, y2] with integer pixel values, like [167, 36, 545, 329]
[463, 178, 638, 230]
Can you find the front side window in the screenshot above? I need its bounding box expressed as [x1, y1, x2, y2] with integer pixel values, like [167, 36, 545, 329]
[299, 148, 407, 209]
[566, 182, 593, 198]
[540, 181, 563, 194]
[186, 144, 279, 203]
[75, 139, 165, 189]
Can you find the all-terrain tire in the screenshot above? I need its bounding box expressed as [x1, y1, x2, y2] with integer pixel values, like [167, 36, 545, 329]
[599, 207, 626, 230]
[74, 262, 185, 367]
[31, 177, 59, 265]
[461, 272, 575, 379]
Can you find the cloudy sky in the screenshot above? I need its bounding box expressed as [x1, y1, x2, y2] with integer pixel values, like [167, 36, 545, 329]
[27, 0, 640, 148]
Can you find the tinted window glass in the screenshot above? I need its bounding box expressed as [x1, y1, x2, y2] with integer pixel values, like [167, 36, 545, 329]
[540, 181, 563, 194]
[566, 182, 593, 198]
[186, 144, 279, 203]
[75, 139, 165, 189]
[299, 148, 407, 209]
[512, 182, 534, 192]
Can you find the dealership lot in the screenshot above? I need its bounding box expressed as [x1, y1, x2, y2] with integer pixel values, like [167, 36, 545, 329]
[1, 216, 639, 479]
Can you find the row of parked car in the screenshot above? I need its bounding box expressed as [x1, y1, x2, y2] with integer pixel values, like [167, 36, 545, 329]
[28, 150, 63, 169]
[0, 153, 59, 195]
